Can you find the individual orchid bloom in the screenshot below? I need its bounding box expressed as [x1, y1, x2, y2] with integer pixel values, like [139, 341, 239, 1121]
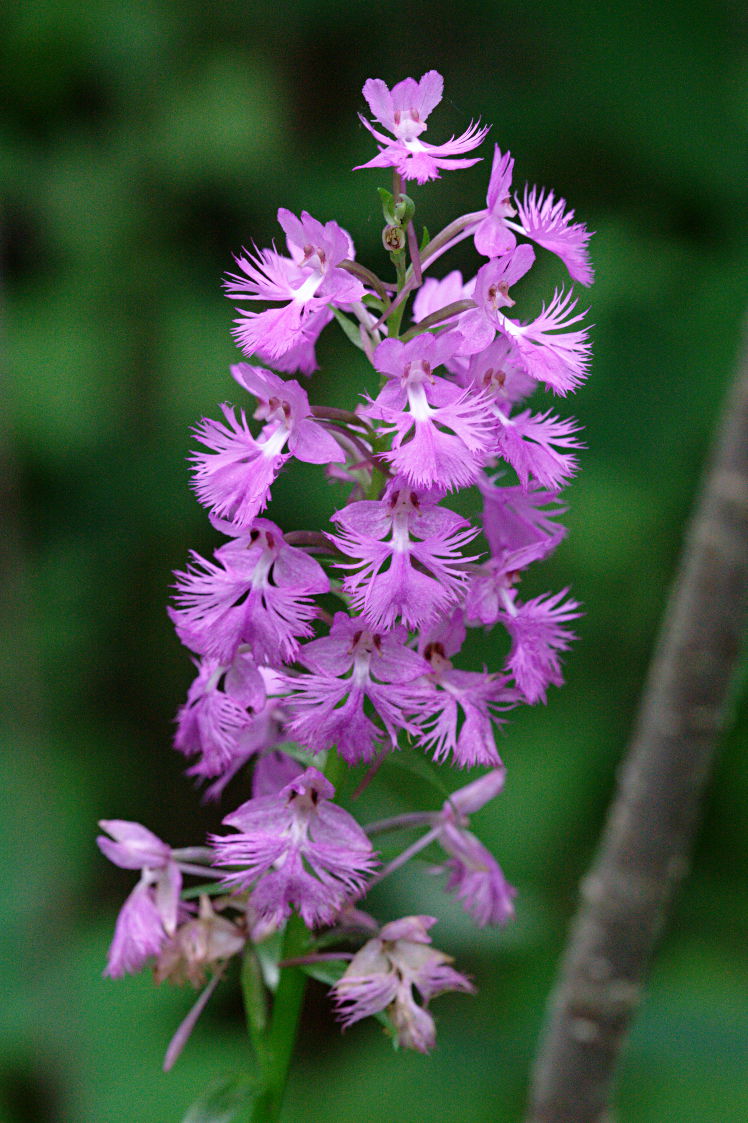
[170, 518, 329, 665]
[459, 337, 584, 489]
[501, 588, 581, 704]
[457, 334, 536, 403]
[477, 474, 568, 559]
[331, 915, 474, 1052]
[472, 146, 594, 285]
[328, 480, 480, 631]
[226, 209, 365, 362]
[189, 364, 345, 529]
[355, 70, 488, 185]
[173, 654, 261, 778]
[414, 635, 517, 768]
[282, 612, 430, 764]
[211, 767, 378, 929]
[465, 550, 580, 703]
[493, 407, 583, 491]
[252, 306, 333, 377]
[434, 770, 516, 926]
[361, 333, 496, 491]
[97, 821, 186, 978]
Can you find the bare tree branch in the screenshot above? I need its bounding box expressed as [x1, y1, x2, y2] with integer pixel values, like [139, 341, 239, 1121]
[527, 321, 748, 1122]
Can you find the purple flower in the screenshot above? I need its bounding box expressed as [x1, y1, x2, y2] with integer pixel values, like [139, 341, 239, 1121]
[170, 519, 329, 665]
[414, 632, 516, 768]
[472, 147, 594, 285]
[226, 209, 364, 361]
[361, 333, 495, 491]
[189, 365, 345, 529]
[435, 771, 516, 926]
[211, 767, 377, 929]
[493, 408, 583, 492]
[173, 655, 259, 777]
[173, 656, 290, 789]
[355, 71, 488, 185]
[477, 474, 568, 559]
[329, 480, 480, 631]
[331, 915, 474, 1052]
[282, 613, 429, 764]
[98, 821, 184, 978]
[458, 246, 536, 355]
[503, 589, 581, 704]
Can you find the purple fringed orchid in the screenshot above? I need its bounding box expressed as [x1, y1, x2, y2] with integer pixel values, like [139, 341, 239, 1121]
[435, 771, 516, 926]
[331, 915, 474, 1052]
[189, 367, 345, 529]
[282, 612, 429, 763]
[474, 145, 594, 287]
[170, 518, 329, 665]
[97, 821, 187, 978]
[362, 332, 496, 490]
[226, 209, 365, 362]
[356, 71, 489, 185]
[211, 767, 378, 929]
[328, 480, 480, 631]
[100, 69, 594, 1074]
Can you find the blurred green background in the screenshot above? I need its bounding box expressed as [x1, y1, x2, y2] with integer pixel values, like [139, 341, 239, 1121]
[2, 1, 747, 1120]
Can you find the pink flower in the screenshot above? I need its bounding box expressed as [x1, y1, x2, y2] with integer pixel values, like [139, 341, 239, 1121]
[98, 821, 185, 978]
[435, 771, 516, 926]
[173, 655, 260, 777]
[329, 480, 480, 631]
[501, 289, 592, 396]
[282, 613, 429, 764]
[211, 767, 377, 929]
[189, 366, 345, 529]
[226, 209, 364, 361]
[355, 71, 488, 184]
[473, 147, 594, 286]
[458, 246, 536, 355]
[493, 408, 583, 492]
[362, 333, 495, 491]
[170, 518, 329, 665]
[331, 915, 474, 1052]
[473, 146, 518, 258]
[414, 631, 517, 768]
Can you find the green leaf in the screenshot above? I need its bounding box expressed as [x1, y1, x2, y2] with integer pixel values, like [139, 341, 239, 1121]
[386, 748, 451, 800]
[377, 187, 395, 223]
[419, 226, 430, 252]
[362, 292, 385, 313]
[180, 882, 229, 901]
[300, 959, 347, 986]
[182, 1073, 257, 1123]
[330, 306, 364, 351]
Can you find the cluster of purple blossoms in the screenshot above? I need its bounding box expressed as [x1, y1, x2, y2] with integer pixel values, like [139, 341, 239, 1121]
[99, 70, 592, 1068]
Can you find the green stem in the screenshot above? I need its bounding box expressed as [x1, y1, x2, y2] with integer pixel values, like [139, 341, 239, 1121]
[241, 949, 270, 1075]
[249, 916, 309, 1122]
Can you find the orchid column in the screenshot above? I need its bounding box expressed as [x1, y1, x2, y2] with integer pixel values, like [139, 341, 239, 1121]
[97, 70, 593, 1120]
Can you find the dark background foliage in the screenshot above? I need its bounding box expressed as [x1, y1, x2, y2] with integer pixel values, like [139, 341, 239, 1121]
[2, 1, 747, 1120]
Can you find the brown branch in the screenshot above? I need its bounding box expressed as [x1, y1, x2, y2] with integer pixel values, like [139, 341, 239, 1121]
[527, 320, 748, 1123]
